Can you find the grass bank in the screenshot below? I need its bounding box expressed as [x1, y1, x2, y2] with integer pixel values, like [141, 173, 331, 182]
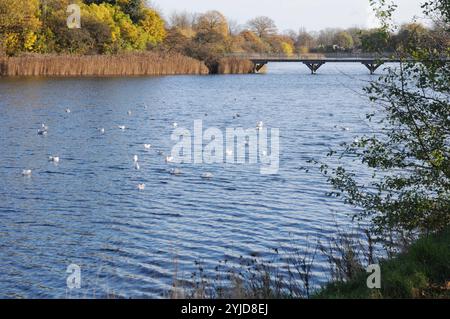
[172, 227, 449, 299]
[0, 52, 209, 77]
[315, 227, 450, 299]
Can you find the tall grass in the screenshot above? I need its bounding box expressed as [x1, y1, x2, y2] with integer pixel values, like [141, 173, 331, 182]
[0, 52, 209, 77]
[217, 57, 257, 74]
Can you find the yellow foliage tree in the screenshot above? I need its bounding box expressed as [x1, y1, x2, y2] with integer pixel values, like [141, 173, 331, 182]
[0, 0, 42, 54]
[281, 41, 294, 56]
[139, 8, 166, 46]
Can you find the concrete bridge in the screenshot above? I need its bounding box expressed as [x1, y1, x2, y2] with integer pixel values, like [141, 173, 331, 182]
[226, 53, 425, 74]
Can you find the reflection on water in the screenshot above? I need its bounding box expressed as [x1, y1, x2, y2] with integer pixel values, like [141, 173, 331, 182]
[0, 63, 377, 298]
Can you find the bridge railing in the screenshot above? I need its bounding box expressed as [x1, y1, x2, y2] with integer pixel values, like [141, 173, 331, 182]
[224, 52, 396, 60]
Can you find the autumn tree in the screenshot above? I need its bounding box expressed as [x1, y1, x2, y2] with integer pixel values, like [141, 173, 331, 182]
[247, 16, 277, 38]
[333, 31, 354, 49]
[0, 0, 42, 55]
[195, 11, 229, 38]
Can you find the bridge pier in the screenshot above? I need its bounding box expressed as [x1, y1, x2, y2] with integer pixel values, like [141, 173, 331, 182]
[362, 61, 384, 74]
[303, 62, 325, 74]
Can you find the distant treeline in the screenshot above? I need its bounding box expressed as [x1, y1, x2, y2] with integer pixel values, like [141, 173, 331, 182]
[1, 0, 448, 74]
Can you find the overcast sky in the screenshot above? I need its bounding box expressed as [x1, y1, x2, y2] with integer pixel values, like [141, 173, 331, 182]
[151, 0, 425, 32]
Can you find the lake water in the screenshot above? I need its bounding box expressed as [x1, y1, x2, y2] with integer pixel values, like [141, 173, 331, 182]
[0, 63, 378, 298]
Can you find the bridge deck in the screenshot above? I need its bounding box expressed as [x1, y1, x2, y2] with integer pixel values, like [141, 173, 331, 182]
[243, 56, 448, 74]
[250, 58, 405, 63]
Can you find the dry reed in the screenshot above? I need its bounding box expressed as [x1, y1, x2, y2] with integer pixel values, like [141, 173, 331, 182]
[217, 57, 257, 74]
[0, 52, 209, 77]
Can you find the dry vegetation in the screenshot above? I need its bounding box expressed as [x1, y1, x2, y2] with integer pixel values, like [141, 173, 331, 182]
[217, 57, 258, 74]
[0, 53, 209, 77]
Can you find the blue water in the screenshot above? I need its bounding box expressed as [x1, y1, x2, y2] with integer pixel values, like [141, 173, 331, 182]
[0, 63, 377, 298]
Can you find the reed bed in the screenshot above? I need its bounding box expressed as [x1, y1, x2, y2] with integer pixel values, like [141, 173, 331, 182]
[217, 57, 257, 74]
[0, 53, 209, 77]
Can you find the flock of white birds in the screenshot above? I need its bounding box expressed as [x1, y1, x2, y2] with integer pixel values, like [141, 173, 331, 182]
[21, 105, 266, 191]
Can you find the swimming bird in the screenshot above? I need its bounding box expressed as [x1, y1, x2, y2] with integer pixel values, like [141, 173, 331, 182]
[65, 108, 71, 113]
[165, 156, 174, 163]
[172, 122, 178, 128]
[37, 129, 48, 136]
[118, 125, 126, 130]
[170, 168, 182, 175]
[256, 121, 264, 130]
[133, 155, 139, 163]
[137, 184, 146, 191]
[99, 128, 105, 134]
[134, 162, 140, 170]
[201, 172, 213, 179]
[41, 124, 49, 131]
[22, 169, 32, 176]
[144, 144, 152, 150]
[127, 111, 132, 116]
[49, 156, 60, 163]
